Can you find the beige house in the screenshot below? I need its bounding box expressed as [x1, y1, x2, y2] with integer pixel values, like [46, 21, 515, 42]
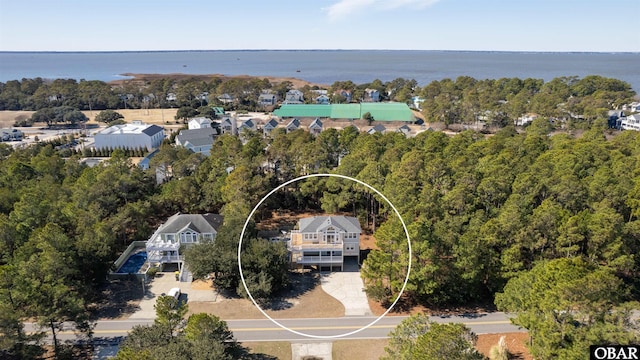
[289, 215, 361, 271]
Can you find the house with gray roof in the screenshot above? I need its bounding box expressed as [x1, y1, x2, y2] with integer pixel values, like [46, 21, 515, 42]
[284, 89, 304, 104]
[217, 93, 236, 104]
[315, 94, 330, 105]
[0, 128, 23, 142]
[146, 212, 224, 269]
[309, 118, 323, 135]
[263, 118, 279, 135]
[367, 124, 386, 135]
[221, 117, 237, 135]
[286, 118, 301, 133]
[175, 127, 217, 155]
[397, 124, 411, 136]
[258, 91, 277, 107]
[289, 215, 361, 271]
[239, 119, 256, 132]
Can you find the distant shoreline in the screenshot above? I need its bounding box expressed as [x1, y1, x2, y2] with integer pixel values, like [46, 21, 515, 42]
[110, 73, 326, 88]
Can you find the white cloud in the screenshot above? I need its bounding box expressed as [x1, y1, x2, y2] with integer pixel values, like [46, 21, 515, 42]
[324, 0, 440, 21]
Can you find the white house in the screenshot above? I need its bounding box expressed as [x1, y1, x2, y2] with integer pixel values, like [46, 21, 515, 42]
[94, 121, 164, 151]
[621, 114, 640, 131]
[188, 117, 212, 129]
[146, 213, 224, 270]
[363, 88, 380, 102]
[411, 96, 425, 110]
[515, 113, 539, 126]
[289, 215, 361, 271]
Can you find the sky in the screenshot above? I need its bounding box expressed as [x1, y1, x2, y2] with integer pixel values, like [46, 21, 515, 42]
[0, 0, 639, 52]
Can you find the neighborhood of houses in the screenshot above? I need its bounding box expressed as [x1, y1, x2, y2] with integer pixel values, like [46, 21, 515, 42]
[91, 89, 426, 160]
[113, 212, 363, 283]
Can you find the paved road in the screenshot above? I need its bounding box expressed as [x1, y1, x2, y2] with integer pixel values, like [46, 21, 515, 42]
[25, 312, 524, 343]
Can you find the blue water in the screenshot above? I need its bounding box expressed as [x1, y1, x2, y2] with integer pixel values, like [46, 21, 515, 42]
[1, 50, 639, 92]
[117, 251, 147, 274]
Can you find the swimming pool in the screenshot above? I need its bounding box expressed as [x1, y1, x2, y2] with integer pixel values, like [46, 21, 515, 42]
[117, 251, 147, 274]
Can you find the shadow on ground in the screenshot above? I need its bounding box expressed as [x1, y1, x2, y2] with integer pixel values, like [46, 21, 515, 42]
[258, 270, 321, 311]
[89, 278, 144, 320]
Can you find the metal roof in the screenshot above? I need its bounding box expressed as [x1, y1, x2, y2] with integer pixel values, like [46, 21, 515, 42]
[274, 104, 332, 118]
[98, 123, 164, 136]
[274, 102, 414, 122]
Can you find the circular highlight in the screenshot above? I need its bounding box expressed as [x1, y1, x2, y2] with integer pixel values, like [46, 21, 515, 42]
[238, 173, 412, 339]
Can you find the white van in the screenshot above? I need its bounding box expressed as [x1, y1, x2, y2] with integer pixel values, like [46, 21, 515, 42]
[167, 287, 181, 300]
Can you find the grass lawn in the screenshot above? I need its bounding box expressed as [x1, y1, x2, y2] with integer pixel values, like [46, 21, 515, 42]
[243, 341, 292, 360]
[333, 339, 388, 360]
[186, 271, 344, 320]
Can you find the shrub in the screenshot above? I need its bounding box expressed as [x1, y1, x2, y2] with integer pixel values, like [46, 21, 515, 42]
[147, 267, 159, 278]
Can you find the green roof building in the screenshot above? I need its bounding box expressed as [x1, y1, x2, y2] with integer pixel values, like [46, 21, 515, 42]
[273, 104, 332, 118]
[273, 102, 414, 122]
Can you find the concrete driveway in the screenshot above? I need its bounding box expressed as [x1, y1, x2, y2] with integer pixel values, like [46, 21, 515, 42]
[320, 258, 372, 316]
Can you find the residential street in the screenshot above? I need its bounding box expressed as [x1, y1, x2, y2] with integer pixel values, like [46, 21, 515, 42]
[25, 312, 524, 343]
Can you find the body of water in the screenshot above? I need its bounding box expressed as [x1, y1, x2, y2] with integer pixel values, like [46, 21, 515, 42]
[1, 50, 639, 92]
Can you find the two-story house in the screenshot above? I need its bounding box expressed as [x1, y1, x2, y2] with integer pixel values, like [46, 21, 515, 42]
[284, 90, 304, 104]
[188, 117, 212, 129]
[258, 91, 278, 107]
[146, 213, 223, 271]
[175, 127, 217, 155]
[363, 88, 380, 102]
[289, 215, 361, 271]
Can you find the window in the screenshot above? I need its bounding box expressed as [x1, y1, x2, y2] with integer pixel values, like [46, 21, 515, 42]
[180, 231, 198, 243]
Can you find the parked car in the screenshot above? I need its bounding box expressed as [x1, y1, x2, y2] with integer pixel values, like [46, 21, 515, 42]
[167, 287, 181, 301]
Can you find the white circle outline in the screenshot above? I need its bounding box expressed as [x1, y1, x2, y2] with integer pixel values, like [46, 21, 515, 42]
[237, 173, 412, 339]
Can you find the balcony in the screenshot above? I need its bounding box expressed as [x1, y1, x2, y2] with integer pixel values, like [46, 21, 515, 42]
[289, 242, 343, 252]
[294, 255, 343, 264]
[147, 253, 183, 264]
[146, 239, 180, 252]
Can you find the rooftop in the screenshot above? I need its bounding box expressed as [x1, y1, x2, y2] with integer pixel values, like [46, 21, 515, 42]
[274, 102, 414, 122]
[98, 123, 164, 136]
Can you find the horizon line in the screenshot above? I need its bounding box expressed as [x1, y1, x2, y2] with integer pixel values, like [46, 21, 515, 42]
[1, 49, 639, 54]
